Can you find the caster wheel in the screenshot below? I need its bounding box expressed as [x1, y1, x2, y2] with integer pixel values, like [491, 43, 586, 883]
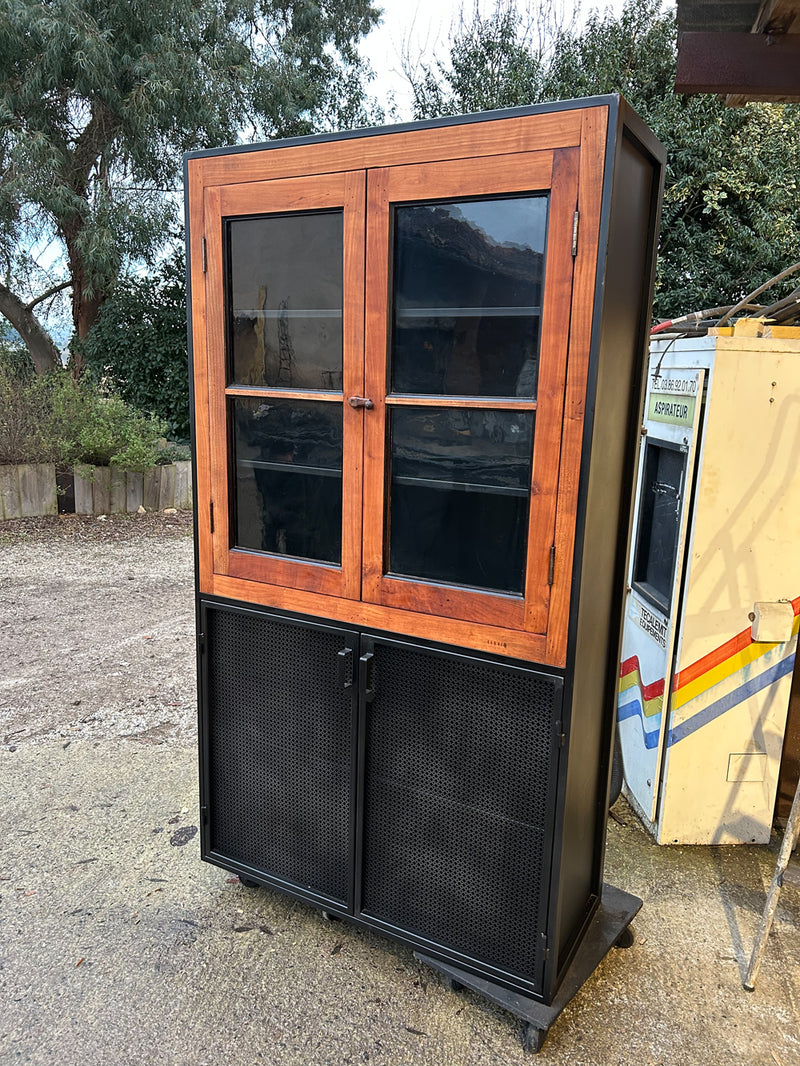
[321, 910, 340, 922]
[521, 1022, 546, 1054]
[615, 925, 635, 949]
[238, 875, 260, 889]
[446, 977, 464, 993]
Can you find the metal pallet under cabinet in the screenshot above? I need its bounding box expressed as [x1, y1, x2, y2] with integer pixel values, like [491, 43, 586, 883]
[185, 95, 665, 1052]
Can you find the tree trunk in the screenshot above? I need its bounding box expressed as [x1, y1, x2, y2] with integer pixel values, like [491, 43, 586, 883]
[0, 283, 63, 374]
[64, 235, 103, 376]
[72, 263, 102, 341]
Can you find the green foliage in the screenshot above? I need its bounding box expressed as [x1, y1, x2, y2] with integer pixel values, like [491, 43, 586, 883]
[79, 247, 190, 440]
[0, 357, 168, 470]
[46, 374, 168, 469]
[409, 3, 546, 118]
[407, 0, 800, 319]
[0, 0, 382, 360]
[0, 320, 33, 378]
[0, 357, 53, 464]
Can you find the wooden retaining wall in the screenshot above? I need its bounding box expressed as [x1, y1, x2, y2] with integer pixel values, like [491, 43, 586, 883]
[0, 461, 192, 520]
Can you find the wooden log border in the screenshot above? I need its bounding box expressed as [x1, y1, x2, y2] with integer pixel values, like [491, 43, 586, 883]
[0, 461, 192, 519]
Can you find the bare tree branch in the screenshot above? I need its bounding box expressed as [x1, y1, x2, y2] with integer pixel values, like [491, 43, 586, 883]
[26, 279, 72, 311]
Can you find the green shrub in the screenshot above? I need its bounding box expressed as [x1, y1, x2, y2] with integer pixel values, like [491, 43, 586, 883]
[79, 246, 190, 441]
[0, 357, 53, 464]
[0, 356, 169, 471]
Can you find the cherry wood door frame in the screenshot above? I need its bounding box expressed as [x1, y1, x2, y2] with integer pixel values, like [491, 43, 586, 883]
[188, 105, 611, 666]
[362, 148, 579, 639]
[201, 169, 366, 600]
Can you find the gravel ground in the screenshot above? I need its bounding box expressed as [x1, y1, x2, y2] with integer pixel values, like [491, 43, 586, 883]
[1, 515, 799, 1066]
[0, 512, 195, 749]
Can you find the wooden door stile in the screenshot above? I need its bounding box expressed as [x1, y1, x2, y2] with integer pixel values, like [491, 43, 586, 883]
[202, 185, 231, 580]
[522, 147, 580, 643]
[361, 166, 391, 603]
[545, 110, 608, 667]
[188, 164, 214, 592]
[341, 169, 368, 601]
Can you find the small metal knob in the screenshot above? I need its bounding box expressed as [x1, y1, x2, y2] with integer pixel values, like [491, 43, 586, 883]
[348, 396, 374, 409]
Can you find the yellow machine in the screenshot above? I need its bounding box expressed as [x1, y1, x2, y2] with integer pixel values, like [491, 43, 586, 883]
[618, 330, 800, 844]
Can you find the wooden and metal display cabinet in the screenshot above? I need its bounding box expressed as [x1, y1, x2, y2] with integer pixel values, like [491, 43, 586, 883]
[185, 96, 664, 1047]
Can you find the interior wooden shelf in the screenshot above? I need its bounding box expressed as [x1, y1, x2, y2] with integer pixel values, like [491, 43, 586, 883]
[395, 305, 541, 318]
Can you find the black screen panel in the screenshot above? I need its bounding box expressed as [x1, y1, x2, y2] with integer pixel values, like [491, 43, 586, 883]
[204, 604, 355, 906]
[632, 441, 686, 613]
[359, 639, 561, 988]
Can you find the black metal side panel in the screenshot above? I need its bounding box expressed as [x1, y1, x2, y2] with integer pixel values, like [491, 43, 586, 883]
[201, 602, 357, 908]
[553, 114, 664, 976]
[357, 636, 563, 994]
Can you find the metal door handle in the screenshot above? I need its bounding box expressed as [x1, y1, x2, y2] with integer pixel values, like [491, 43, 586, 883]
[360, 651, 375, 702]
[337, 648, 353, 690]
[348, 396, 374, 409]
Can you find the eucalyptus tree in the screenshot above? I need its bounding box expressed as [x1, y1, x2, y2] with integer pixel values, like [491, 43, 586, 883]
[0, 0, 381, 372]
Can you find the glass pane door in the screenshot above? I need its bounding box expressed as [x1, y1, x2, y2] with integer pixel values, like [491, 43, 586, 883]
[388, 403, 534, 595]
[227, 211, 345, 564]
[204, 171, 365, 599]
[391, 197, 546, 398]
[232, 396, 343, 564]
[228, 211, 344, 390]
[388, 194, 546, 599]
[363, 151, 577, 634]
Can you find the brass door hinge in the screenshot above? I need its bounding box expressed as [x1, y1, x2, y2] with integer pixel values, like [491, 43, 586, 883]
[572, 211, 580, 257]
[202, 236, 207, 273]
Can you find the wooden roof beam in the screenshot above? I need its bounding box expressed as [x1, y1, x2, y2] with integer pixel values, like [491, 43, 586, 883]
[675, 31, 800, 102]
[752, 0, 800, 35]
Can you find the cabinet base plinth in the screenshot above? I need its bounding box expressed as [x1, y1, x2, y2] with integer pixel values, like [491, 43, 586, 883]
[414, 883, 641, 1054]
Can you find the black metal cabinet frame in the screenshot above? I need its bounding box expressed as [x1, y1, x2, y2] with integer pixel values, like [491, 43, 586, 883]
[187, 98, 665, 1044]
[199, 597, 565, 997]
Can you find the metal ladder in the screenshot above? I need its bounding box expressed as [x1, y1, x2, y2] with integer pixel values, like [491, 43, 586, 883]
[743, 774, 800, 991]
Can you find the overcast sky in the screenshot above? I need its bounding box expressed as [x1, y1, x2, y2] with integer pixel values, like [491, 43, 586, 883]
[359, 0, 631, 120]
[359, 0, 487, 118]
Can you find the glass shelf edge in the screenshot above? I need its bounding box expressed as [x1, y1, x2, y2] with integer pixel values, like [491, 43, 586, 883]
[233, 309, 343, 319]
[237, 459, 342, 477]
[395, 306, 541, 318]
[392, 474, 528, 497]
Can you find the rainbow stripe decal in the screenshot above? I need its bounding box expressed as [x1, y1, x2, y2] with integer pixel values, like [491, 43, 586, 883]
[618, 596, 800, 750]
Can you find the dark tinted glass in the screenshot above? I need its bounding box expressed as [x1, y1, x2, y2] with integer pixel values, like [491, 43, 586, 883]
[633, 443, 686, 612]
[233, 398, 342, 564]
[228, 212, 343, 390]
[388, 407, 534, 594]
[392, 196, 547, 397]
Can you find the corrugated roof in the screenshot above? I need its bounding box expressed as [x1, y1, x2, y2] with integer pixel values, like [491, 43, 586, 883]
[677, 0, 800, 35]
[677, 1, 762, 34]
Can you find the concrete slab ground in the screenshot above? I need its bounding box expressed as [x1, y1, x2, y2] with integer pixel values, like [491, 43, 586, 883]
[1, 515, 798, 1066]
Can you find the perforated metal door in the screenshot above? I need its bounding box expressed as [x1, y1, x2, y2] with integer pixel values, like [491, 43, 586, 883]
[357, 637, 562, 988]
[202, 603, 357, 907]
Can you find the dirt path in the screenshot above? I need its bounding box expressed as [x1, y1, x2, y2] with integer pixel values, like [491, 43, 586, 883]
[0, 512, 196, 749]
[1, 514, 798, 1066]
